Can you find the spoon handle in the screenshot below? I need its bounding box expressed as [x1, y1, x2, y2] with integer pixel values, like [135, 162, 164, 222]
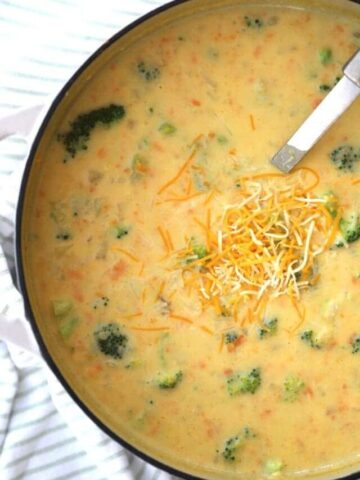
[271, 49, 360, 173]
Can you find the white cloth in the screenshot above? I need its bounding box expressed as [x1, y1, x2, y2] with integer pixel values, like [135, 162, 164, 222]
[0, 1, 178, 479]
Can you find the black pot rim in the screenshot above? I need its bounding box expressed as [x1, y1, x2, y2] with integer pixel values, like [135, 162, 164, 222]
[14, 1, 360, 479]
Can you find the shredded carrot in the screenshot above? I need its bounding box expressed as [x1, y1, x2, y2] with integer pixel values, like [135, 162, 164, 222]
[324, 210, 341, 250]
[352, 179, 360, 185]
[138, 262, 145, 276]
[130, 326, 170, 332]
[169, 314, 193, 324]
[156, 280, 166, 299]
[185, 176, 192, 195]
[218, 333, 224, 353]
[290, 297, 306, 332]
[249, 113, 256, 131]
[204, 189, 217, 205]
[200, 325, 214, 335]
[112, 247, 139, 263]
[110, 260, 126, 281]
[157, 226, 170, 253]
[165, 229, 174, 251]
[158, 149, 197, 194]
[190, 133, 204, 147]
[159, 192, 205, 203]
[123, 311, 143, 319]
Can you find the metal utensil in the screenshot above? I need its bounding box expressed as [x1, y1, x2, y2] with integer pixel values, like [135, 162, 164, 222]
[271, 48, 360, 173]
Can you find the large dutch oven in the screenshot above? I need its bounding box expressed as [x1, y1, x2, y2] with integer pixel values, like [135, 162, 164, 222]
[14, 0, 360, 479]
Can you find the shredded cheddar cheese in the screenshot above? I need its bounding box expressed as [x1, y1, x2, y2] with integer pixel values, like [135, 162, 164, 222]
[178, 169, 339, 319]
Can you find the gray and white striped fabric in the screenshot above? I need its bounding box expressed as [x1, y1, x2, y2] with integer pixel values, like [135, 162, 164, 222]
[0, 1, 180, 479]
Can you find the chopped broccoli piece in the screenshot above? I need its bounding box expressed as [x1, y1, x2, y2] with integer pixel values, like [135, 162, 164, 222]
[157, 370, 183, 389]
[158, 122, 176, 135]
[137, 61, 160, 81]
[300, 330, 322, 349]
[55, 230, 72, 241]
[59, 317, 78, 339]
[319, 76, 340, 93]
[92, 296, 110, 309]
[339, 214, 360, 243]
[217, 134, 228, 145]
[351, 335, 360, 354]
[330, 145, 360, 171]
[58, 104, 125, 159]
[184, 241, 209, 264]
[94, 323, 128, 359]
[52, 299, 73, 317]
[221, 427, 255, 461]
[321, 191, 338, 218]
[227, 368, 261, 395]
[193, 244, 208, 259]
[225, 331, 239, 344]
[319, 47, 332, 65]
[113, 226, 129, 239]
[244, 16, 264, 28]
[264, 458, 284, 475]
[258, 317, 278, 339]
[283, 374, 305, 402]
[131, 153, 149, 179]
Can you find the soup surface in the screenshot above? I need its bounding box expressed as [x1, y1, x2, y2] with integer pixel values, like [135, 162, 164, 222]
[25, 2, 360, 479]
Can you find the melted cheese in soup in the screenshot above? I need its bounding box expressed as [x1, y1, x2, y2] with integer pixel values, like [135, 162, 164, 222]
[26, 3, 360, 479]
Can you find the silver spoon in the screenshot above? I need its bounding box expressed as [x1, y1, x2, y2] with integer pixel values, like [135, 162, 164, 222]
[271, 48, 360, 173]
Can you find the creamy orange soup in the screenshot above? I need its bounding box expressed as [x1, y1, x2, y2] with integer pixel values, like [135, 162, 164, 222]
[25, 2, 360, 479]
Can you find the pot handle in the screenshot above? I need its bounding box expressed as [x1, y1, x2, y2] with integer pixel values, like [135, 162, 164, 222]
[0, 104, 45, 141]
[0, 105, 44, 357]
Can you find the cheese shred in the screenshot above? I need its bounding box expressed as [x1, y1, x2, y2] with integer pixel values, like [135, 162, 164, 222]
[178, 169, 336, 319]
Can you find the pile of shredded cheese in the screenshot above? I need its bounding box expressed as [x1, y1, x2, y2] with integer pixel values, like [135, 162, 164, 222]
[179, 168, 339, 319]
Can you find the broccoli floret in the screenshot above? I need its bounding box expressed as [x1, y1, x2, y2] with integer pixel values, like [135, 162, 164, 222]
[321, 191, 338, 218]
[258, 317, 278, 339]
[94, 323, 128, 359]
[244, 16, 264, 28]
[58, 104, 125, 159]
[339, 214, 360, 243]
[114, 226, 130, 239]
[227, 368, 261, 395]
[351, 335, 360, 354]
[283, 374, 305, 402]
[264, 458, 284, 475]
[319, 47, 332, 65]
[137, 61, 160, 81]
[158, 122, 176, 135]
[300, 330, 322, 349]
[225, 331, 239, 344]
[330, 145, 360, 171]
[221, 427, 255, 461]
[157, 370, 183, 389]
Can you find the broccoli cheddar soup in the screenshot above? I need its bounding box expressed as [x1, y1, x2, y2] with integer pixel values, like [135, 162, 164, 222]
[24, 1, 360, 479]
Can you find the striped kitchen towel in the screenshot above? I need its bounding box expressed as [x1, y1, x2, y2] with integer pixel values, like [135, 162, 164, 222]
[0, 1, 179, 479]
